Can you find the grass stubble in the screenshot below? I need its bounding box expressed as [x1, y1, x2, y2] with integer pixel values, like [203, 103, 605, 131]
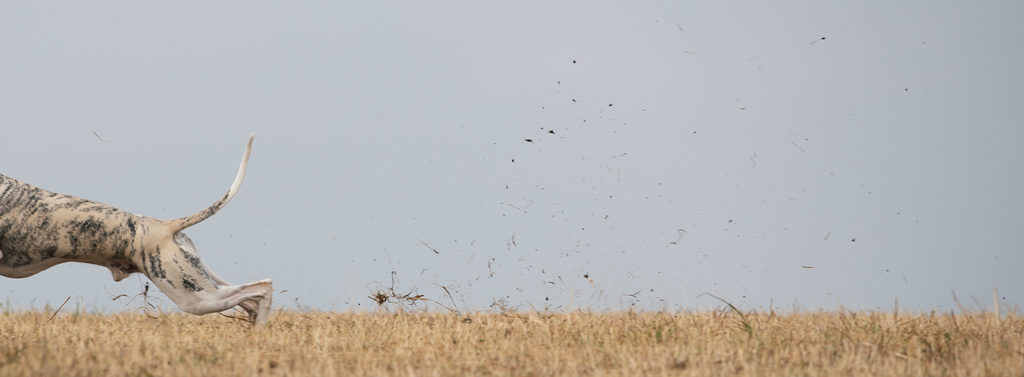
[0, 307, 1022, 377]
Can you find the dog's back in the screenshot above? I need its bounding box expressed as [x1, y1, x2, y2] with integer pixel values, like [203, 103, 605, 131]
[0, 174, 154, 278]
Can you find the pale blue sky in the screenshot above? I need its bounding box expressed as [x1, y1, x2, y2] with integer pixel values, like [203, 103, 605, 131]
[2, 1, 1022, 314]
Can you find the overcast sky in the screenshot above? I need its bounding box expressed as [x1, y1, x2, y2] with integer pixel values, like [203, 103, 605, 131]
[2, 1, 1022, 314]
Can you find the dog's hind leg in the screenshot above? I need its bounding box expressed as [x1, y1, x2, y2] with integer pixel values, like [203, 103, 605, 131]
[146, 232, 273, 325]
[146, 272, 273, 325]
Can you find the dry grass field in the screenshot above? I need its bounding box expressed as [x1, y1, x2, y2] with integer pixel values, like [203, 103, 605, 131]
[0, 309, 1021, 377]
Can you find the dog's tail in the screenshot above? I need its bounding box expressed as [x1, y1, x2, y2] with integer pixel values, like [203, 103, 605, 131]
[166, 133, 254, 233]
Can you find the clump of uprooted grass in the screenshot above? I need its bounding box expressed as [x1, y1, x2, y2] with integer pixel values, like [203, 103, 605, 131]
[0, 309, 1021, 377]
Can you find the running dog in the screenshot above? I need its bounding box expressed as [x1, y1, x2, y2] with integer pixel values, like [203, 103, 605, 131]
[0, 134, 272, 325]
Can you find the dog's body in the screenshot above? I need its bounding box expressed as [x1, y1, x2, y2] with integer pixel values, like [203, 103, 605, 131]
[0, 134, 272, 325]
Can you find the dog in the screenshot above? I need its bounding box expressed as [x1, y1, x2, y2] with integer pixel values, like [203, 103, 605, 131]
[0, 134, 273, 325]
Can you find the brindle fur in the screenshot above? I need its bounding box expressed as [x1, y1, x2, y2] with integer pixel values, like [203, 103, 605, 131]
[0, 134, 272, 325]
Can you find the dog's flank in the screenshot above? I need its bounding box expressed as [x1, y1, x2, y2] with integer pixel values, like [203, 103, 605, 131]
[0, 134, 273, 325]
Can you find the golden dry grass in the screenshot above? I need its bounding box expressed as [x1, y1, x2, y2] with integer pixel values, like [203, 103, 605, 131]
[0, 309, 1021, 377]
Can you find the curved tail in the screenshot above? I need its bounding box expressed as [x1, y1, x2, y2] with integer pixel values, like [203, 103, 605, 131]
[166, 133, 254, 233]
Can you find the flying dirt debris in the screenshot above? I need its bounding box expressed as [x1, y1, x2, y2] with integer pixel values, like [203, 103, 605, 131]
[807, 36, 826, 45]
[93, 131, 110, 143]
[418, 239, 440, 254]
[667, 229, 687, 246]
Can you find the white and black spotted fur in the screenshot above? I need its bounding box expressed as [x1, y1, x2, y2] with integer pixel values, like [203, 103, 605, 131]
[0, 134, 273, 325]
